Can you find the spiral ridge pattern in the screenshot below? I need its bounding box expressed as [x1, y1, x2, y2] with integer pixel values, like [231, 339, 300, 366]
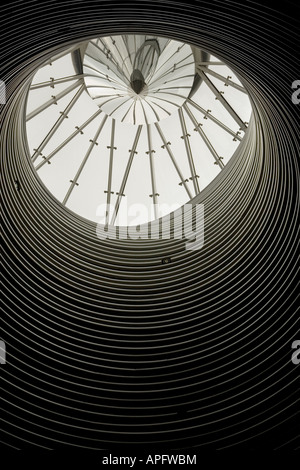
[1, 0, 299, 451]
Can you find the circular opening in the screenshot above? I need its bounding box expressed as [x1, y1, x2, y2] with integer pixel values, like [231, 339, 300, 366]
[25, 34, 252, 226]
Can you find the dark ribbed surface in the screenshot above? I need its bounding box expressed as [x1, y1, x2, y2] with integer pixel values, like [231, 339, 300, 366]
[1, 0, 299, 451]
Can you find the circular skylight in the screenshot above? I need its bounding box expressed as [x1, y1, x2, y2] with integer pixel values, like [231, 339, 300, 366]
[26, 35, 252, 226]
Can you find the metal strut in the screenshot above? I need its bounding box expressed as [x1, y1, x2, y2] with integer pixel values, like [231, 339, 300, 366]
[178, 108, 200, 196]
[35, 109, 102, 170]
[183, 103, 225, 169]
[196, 69, 247, 131]
[26, 80, 83, 122]
[32, 84, 85, 163]
[155, 122, 193, 200]
[197, 66, 247, 94]
[146, 124, 159, 219]
[104, 119, 116, 226]
[110, 125, 143, 226]
[62, 115, 108, 205]
[30, 74, 86, 90]
[187, 98, 243, 141]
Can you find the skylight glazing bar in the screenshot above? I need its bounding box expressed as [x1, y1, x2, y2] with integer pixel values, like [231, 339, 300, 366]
[84, 50, 130, 86]
[148, 100, 172, 116]
[26, 80, 83, 122]
[178, 108, 200, 195]
[105, 119, 116, 226]
[148, 75, 194, 91]
[183, 103, 225, 169]
[197, 66, 247, 93]
[155, 122, 193, 200]
[30, 74, 86, 90]
[149, 58, 194, 88]
[146, 124, 159, 219]
[140, 101, 149, 126]
[62, 115, 108, 205]
[110, 125, 143, 225]
[32, 84, 85, 163]
[121, 36, 134, 68]
[150, 43, 187, 76]
[197, 69, 247, 131]
[142, 100, 160, 122]
[35, 109, 102, 170]
[120, 100, 136, 122]
[187, 99, 243, 141]
[112, 37, 133, 80]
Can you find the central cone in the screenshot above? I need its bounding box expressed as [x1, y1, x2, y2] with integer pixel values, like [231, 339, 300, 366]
[130, 69, 145, 94]
[83, 35, 196, 124]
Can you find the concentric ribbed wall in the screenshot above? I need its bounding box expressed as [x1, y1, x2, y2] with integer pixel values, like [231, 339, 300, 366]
[1, 0, 299, 451]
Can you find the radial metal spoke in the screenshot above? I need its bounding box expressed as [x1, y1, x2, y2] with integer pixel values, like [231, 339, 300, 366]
[93, 95, 130, 113]
[84, 58, 127, 89]
[146, 125, 159, 219]
[151, 85, 192, 92]
[35, 109, 102, 170]
[86, 44, 130, 85]
[197, 69, 247, 131]
[140, 100, 149, 126]
[106, 97, 133, 119]
[148, 75, 193, 91]
[148, 94, 183, 111]
[30, 74, 85, 90]
[183, 103, 225, 169]
[178, 108, 200, 195]
[86, 83, 128, 92]
[104, 119, 116, 226]
[98, 37, 132, 80]
[121, 35, 134, 68]
[132, 102, 137, 125]
[150, 43, 187, 77]
[26, 80, 83, 122]
[149, 58, 194, 87]
[99, 37, 131, 79]
[142, 99, 161, 122]
[147, 99, 172, 116]
[197, 65, 247, 93]
[83, 63, 128, 89]
[120, 100, 136, 122]
[110, 125, 142, 226]
[187, 98, 243, 141]
[31, 85, 85, 163]
[111, 37, 133, 80]
[93, 93, 123, 100]
[155, 122, 193, 200]
[62, 115, 108, 205]
[152, 91, 192, 100]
